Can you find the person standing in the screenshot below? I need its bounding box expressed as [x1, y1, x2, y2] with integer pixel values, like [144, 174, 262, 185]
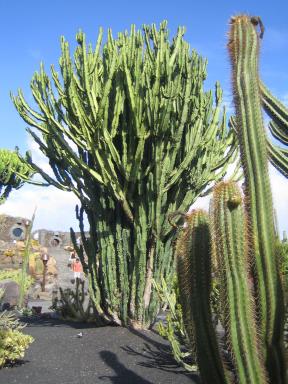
[72, 257, 83, 281]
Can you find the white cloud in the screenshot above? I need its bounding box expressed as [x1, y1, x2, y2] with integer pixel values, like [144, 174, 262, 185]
[0, 184, 82, 231]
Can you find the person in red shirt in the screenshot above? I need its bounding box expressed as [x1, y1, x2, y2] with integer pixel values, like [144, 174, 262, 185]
[72, 257, 83, 281]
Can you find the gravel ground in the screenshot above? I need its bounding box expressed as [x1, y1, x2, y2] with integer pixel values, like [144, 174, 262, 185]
[0, 317, 200, 384]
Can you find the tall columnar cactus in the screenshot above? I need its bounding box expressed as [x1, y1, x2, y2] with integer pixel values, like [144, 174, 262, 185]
[12, 22, 236, 328]
[176, 15, 286, 383]
[228, 15, 286, 382]
[0, 149, 34, 204]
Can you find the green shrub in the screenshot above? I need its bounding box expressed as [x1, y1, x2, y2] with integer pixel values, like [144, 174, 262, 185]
[0, 270, 34, 293]
[0, 290, 34, 368]
[0, 328, 33, 367]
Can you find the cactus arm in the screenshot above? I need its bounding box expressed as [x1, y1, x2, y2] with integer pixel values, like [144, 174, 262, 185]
[267, 139, 288, 178]
[212, 181, 268, 383]
[260, 81, 288, 141]
[228, 15, 286, 382]
[269, 120, 288, 145]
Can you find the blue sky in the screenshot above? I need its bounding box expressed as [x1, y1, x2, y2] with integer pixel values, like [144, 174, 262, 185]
[0, 0, 288, 233]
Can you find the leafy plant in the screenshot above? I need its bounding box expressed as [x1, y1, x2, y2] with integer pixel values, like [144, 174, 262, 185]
[0, 270, 34, 293]
[0, 328, 33, 368]
[0, 289, 33, 368]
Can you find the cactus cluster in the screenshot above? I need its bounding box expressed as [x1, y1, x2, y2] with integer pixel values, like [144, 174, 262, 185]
[176, 15, 287, 383]
[12, 22, 236, 328]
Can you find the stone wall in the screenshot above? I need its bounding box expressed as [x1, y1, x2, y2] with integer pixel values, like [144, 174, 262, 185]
[0, 214, 82, 248]
[0, 214, 31, 243]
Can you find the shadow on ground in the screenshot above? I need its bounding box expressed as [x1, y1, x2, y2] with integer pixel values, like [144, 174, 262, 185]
[0, 317, 199, 384]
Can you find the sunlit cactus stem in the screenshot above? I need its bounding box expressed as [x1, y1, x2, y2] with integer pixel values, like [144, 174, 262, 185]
[228, 15, 286, 382]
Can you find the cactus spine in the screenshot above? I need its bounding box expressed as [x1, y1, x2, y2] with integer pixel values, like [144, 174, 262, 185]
[176, 15, 286, 383]
[12, 22, 236, 328]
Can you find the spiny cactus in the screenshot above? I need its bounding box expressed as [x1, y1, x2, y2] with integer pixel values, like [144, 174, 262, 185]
[176, 15, 286, 384]
[0, 149, 34, 204]
[176, 209, 229, 383]
[228, 15, 286, 382]
[212, 182, 267, 383]
[12, 21, 236, 328]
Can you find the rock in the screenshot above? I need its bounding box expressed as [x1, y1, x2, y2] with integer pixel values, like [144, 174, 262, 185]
[0, 279, 20, 308]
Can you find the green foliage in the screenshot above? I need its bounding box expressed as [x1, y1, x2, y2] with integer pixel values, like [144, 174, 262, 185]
[175, 15, 287, 384]
[0, 270, 34, 293]
[13, 21, 236, 328]
[0, 148, 34, 204]
[0, 290, 33, 368]
[0, 328, 34, 368]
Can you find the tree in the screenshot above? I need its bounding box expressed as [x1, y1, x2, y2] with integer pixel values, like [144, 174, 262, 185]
[12, 21, 237, 328]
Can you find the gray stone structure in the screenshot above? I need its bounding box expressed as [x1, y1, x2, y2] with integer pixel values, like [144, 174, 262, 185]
[0, 214, 31, 243]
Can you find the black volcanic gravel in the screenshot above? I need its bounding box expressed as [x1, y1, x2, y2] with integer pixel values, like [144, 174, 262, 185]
[0, 317, 199, 384]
